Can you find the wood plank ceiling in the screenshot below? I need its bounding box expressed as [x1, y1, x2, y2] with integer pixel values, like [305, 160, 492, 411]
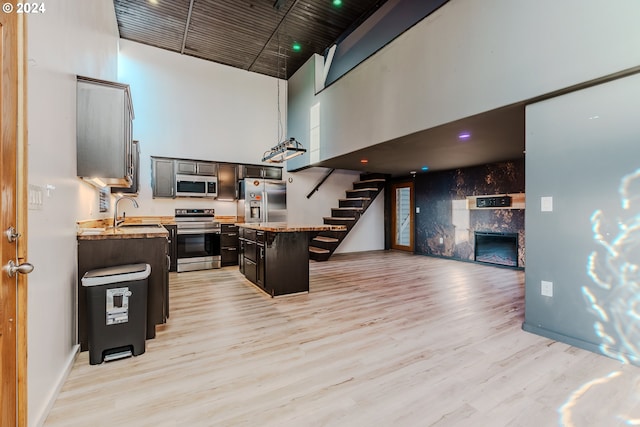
[113, 0, 388, 79]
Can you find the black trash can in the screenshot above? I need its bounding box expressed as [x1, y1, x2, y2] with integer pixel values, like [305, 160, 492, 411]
[82, 263, 151, 365]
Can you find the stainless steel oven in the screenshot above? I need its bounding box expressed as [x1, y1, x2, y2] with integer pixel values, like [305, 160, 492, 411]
[175, 209, 221, 272]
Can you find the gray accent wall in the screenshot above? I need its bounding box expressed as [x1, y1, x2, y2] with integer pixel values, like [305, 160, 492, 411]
[524, 72, 640, 363]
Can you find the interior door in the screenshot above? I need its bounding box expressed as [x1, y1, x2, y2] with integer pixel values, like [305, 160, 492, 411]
[0, 7, 28, 426]
[391, 182, 414, 251]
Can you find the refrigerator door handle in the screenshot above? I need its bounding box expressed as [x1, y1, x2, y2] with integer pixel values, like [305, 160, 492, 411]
[263, 191, 268, 222]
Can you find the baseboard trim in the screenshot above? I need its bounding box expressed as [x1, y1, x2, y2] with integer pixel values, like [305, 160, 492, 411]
[32, 344, 80, 427]
[521, 321, 633, 364]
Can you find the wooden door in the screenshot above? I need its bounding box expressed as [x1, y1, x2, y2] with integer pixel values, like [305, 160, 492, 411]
[0, 6, 28, 426]
[391, 182, 414, 251]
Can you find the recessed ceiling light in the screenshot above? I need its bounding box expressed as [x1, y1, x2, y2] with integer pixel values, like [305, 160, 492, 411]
[421, 166, 429, 171]
[333, 0, 343, 6]
[458, 132, 471, 141]
[292, 42, 302, 52]
[360, 159, 368, 164]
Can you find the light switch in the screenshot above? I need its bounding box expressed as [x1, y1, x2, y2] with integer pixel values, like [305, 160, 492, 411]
[541, 280, 553, 297]
[28, 185, 44, 210]
[416, 207, 420, 214]
[541, 196, 553, 212]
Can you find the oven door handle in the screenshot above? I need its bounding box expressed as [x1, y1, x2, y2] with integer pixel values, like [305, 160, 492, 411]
[177, 229, 221, 235]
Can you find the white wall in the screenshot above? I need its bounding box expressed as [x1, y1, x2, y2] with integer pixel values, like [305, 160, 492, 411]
[26, 1, 119, 425]
[117, 40, 288, 217]
[290, 0, 640, 164]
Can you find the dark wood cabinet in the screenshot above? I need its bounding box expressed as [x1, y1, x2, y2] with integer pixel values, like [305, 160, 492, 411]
[221, 223, 239, 266]
[238, 164, 282, 180]
[238, 227, 309, 297]
[217, 163, 237, 200]
[151, 157, 175, 198]
[77, 76, 134, 188]
[263, 166, 282, 180]
[244, 258, 257, 283]
[257, 243, 265, 289]
[77, 236, 169, 351]
[238, 228, 245, 274]
[164, 224, 178, 272]
[111, 140, 140, 194]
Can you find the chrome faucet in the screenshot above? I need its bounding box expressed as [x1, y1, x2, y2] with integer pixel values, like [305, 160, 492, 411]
[113, 196, 139, 227]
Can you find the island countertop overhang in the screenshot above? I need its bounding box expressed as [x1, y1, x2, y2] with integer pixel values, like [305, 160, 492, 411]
[235, 223, 346, 233]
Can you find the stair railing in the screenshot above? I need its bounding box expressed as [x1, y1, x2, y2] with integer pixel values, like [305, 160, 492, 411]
[306, 168, 335, 199]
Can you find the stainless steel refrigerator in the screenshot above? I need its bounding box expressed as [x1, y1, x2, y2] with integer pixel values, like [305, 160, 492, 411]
[237, 178, 287, 223]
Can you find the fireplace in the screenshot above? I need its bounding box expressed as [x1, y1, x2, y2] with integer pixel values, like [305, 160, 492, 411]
[474, 231, 518, 267]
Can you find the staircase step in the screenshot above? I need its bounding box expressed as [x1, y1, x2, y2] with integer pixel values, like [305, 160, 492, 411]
[332, 206, 363, 210]
[346, 188, 379, 198]
[315, 230, 347, 240]
[360, 172, 387, 181]
[324, 216, 356, 221]
[339, 197, 370, 208]
[347, 187, 379, 192]
[331, 207, 362, 218]
[353, 178, 386, 190]
[309, 246, 330, 254]
[323, 217, 356, 226]
[311, 235, 340, 250]
[313, 236, 340, 243]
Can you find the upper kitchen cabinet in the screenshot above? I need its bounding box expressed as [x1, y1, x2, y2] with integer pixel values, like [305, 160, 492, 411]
[77, 76, 134, 188]
[111, 140, 140, 195]
[217, 163, 237, 200]
[151, 157, 175, 198]
[176, 160, 217, 176]
[239, 165, 282, 180]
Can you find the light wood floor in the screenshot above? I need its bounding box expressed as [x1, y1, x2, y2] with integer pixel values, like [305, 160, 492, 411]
[44, 251, 638, 426]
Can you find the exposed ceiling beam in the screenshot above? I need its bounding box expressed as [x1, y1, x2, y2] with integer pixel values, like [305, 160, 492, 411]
[248, 0, 302, 76]
[180, 0, 195, 54]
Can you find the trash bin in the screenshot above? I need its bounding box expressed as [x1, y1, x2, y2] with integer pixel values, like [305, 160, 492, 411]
[82, 263, 151, 365]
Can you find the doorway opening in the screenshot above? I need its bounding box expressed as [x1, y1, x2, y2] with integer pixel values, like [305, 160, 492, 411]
[391, 182, 414, 251]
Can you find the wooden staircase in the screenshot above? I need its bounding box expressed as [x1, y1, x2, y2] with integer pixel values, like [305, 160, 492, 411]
[309, 173, 386, 262]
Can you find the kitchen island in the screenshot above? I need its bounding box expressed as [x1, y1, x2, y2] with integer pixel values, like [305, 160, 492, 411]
[237, 223, 346, 297]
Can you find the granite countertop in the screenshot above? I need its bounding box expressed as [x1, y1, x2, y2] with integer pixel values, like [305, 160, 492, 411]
[215, 216, 238, 224]
[77, 216, 173, 240]
[77, 224, 169, 240]
[236, 222, 347, 232]
[76, 215, 242, 240]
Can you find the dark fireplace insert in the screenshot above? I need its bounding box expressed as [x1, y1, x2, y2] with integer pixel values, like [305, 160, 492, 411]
[474, 231, 518, 267]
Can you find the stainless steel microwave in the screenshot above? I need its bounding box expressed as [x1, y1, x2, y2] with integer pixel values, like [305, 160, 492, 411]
[175, 174, 218, 198]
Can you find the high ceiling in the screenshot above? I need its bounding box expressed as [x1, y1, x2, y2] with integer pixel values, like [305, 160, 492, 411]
[113, 0, 388, 79]
[113, 0, 525, 177]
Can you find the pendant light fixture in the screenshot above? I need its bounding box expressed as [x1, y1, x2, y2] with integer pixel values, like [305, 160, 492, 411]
[261, 0, 306, 164]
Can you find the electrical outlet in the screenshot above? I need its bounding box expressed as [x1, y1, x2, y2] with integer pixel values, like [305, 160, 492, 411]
[541, 280, 553, 297]
[439, 237, 444, 244]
